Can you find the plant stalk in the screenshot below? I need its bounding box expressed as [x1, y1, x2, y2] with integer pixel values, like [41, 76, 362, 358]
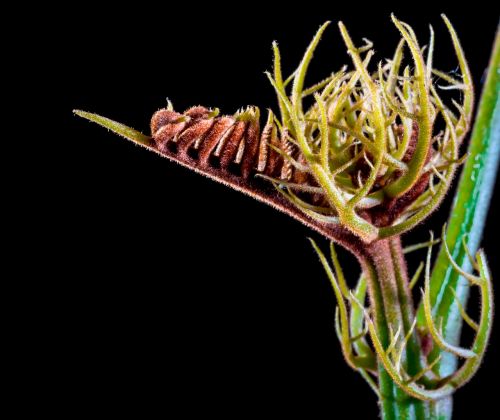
[362, 238, 452, 419]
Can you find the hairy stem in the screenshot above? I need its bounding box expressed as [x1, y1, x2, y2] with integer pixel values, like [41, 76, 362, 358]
[362, 240, 410, 418]
[361, 239, 451, 419]
[359, 248, 399, 418]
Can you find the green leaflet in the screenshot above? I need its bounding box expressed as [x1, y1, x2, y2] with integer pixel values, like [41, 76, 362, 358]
[73, 110, 153, 147]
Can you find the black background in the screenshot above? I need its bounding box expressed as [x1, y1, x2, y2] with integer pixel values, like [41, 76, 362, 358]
[54, 3, 499, 418]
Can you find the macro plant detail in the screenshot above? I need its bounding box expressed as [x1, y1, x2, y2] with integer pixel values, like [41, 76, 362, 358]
[75, 14, 499, 420]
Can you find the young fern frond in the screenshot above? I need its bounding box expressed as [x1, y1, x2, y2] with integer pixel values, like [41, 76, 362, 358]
[75, 15, 497, 419]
